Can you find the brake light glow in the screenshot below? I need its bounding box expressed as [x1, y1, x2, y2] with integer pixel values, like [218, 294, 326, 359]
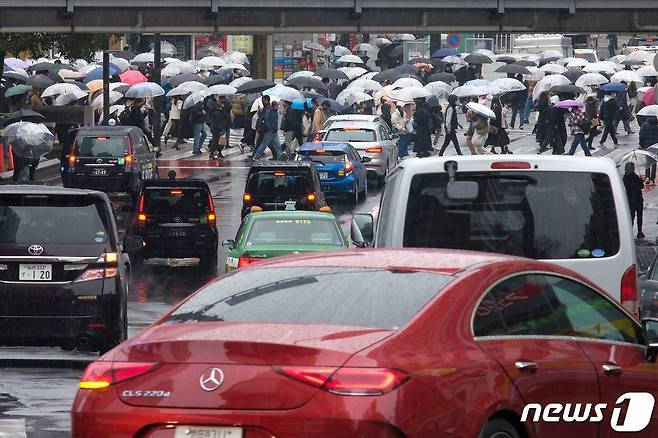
[76, 267, 116, 282]
[207, 213, 216, 224]
[490, 161, 531, 169]
[274, 171, 286, 177]
[238, 255, 265, 268]
[243, 193, 252, 202]
[621, 265, 638, 315]
[124, 154, 134, 169]
[344, 159, 353, 175]
[79, 361, 160, 390]
[364, 146, 383, 153]
[138, 213, 147, 222]
[68, 155, 77, 164]
[170, 189, 183, 195]
[207, 192, 216, 224]
[275, 366, 410, 396]
[307, 193, 317, 203]
[96, 136, 109, 141]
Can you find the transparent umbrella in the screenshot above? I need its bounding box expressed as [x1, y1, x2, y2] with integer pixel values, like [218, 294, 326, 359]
[347, 79, 383, 92]
[424, 81, 453, 98]
[91, 91, 124, 110]
[2, 122, 54, 159]
[125, 82, 165, 98]
[336, 90, 373, 106]
[621, 149, 658, 170]
[205, 84, 237, 97]
[41, 82, 80, 98]
[183, 91, 206, 110]
[263, 85, 304, 102]
[54, 89, 88, 106]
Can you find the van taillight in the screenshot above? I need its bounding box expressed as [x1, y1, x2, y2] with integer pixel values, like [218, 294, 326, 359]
[491, 162, 531, 169]
[68, 155, 77, 170]
[307, 193, 317, 203]
[621, 265, 638, 315]
[137, 194, 146, 226]
[124, 154, 134, 169]
[238, 255, 264, 268]
[207, 192, 216, 225]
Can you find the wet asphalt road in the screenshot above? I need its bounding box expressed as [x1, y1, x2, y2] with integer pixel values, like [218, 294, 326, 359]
[0, 149, 383, 438]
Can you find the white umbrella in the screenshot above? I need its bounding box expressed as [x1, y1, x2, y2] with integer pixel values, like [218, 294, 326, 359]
[575, 73, 609, 87]
[54, 89, 88, 106]
[2, 122, 54, 159]
[523, 66, 545, 82]
[539, 63, 568, 74]
[638, 105, 658, 117]
[91, 91, 123, 110]
[353, 43, 376, 53]
[125, 82, 165, 98]
[393, 33, 416, 42]
[263, 85, 304, 102]
[452, 84, 488, 98]
[183, 91, 206, 109]
[539, 50, 564, 60]
[362, 72, 378, 80]
[178, 81, 208, 93]
[132, 53, 155, 64]
[566, 58, 590, 68]
[441, 55, 467, 66]
[223, 51, 250, 66]
[229, 77, 252, 88]
[286, 71, 314, 81]
[250, 95, 281, 112]
[337, 54, 364, 64]
[583, 61, 622, 75]
[347, 79, 383, 92]
[110, 82, 129, 91]
[57, 69, 86, 81]
[41, 83, 80, 98]
[199, 56, 225, 68]
[628, 50, 651, 61]
[424, 81, 452, 97]
[371, 37, 392, 47]
[394, 87, 432, 102]
[109, 104, 125, 115]
[205, 84, 237, 97]
[333, 45, 352, 56]
[337, 67, 367, 80]
[393, 77, 424, 88]
[637, 66, 658, 78]
[533, 75, 571, 100]
[610, 70, 644, 84]
[336, 90, 374, 106]
[220, 64, 250, 76]
[466, 102, 496, 119]
[373, 84, 400, 103]
[609, 55, 628, 65]
[490, 78, 526, 92]
[164, 57, 182, 64]
[112, 58, 131, 73]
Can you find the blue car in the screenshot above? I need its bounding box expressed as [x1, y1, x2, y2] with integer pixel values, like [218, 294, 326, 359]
[296, 142, 370, 204]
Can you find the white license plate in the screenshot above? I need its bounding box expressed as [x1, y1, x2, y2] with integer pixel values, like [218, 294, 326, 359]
[92, 168, 108, 176]
[170, 230, 188, 238]
[319, 172, 328, 179]
[19, 264, 52, 281]
[174, 426, 243, 438]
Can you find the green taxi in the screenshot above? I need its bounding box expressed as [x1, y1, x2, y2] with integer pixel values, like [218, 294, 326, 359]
[222, 209, 348, 272]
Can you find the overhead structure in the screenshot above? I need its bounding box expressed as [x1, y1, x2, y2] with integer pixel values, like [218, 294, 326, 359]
[0, 1, 658, 32]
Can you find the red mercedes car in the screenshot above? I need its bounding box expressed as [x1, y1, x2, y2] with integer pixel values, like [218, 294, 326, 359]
[72, 249, 658, 437]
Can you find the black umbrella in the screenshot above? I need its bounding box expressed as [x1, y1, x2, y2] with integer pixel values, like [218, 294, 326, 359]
[236, 79, 276, 94]
[495, 64, 531, 75]
[302, 90, 324, 100]
[428, 72, 456, 83]
[29, 62, 57, 72]
[112, 84, 130, 95]
[46, 72, 65, 84]
[167, 73, 204, 87]
[561, 69, 586, 83]
[70, 81, 89, 91]
[287, 76, 328, 91]
[622, 59, 645, 66]
[2, 72, 28, 83]
[203, 75, 230, 86]
[27, 74, 55, 89]
[112, 50, 137, 60]
[496, 56, 518, 64]
[388, 45, 404, 59]
[550, 84, 584, 95]
[408, 57, 433, 65]
[463, 53, 493, 64]
[315, 68, 349, 80]
[515, 60, 537, 67]
[1, 109, 46, 127]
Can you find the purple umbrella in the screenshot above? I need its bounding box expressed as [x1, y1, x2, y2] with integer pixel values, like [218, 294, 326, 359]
[555, 99, 584, 109]
[4, 58, 29, 69]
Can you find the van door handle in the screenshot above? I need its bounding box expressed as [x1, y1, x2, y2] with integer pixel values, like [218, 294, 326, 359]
[515, 361, 538, 372]
[602, 363, 624, 376]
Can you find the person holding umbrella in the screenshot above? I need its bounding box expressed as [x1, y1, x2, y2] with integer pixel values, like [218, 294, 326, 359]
[623, 162, 645, 238]
[205, 94, 231, 159]
[486, 96, 511, 154]
[599, 93, 620, 147]
[639, 114, 658, 185]
[565, 103, 592, 156]
[439, 95, 463, 156]
[311, 100, 330, 138]
[280, 100, 304, 159]
[253, 96, 283, 161]
[413, 98, 433, 158]
[188, 99, 207, 155]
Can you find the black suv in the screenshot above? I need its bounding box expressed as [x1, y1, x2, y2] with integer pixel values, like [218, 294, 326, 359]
[0, 186, 133, 353]
[125, 178, 218, 273]
[65, 126, 158, 197]
[241, 161, 328, 218]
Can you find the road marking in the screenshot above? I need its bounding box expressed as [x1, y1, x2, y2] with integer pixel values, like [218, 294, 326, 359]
[0, 419, 27, 438]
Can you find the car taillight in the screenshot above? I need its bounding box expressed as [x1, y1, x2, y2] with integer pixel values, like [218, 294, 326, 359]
[238, 255, 264, 268]
[137, 213, 147, 224]
[243, 193, 252, 202]
[207, 213, 216, 224]
[364, 146, 383, 153]
[137, 194, 146, 226]
[344, 159, 353, 175]
[307, 193, 317, 203]
[79, 361, 160, 390]
[76, 268, 117, 282]
[490, 161, 531, 169]
[621, 265, 638, 315]
[207, 192, 216, 224]
[275, 366, 410, 396]
[68, 155, 77, 170]
[124, 154, 134, 169]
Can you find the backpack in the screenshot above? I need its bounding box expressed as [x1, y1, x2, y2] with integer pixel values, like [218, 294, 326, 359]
[256, 109, 268, 133]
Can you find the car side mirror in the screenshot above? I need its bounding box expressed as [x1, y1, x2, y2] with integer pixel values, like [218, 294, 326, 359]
[123, 236, 144, 254]
[361, 156, 372, 163]
[222, 239, 235, 249]
[351, 214, 374, 248]
[642, 317, 658, 363]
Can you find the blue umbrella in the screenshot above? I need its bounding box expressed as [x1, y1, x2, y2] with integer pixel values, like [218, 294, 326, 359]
[394, 64, 418, 75]
[3, 64, 14, 73]
[317, 98, 343, 113]
[83, 67, 120, 83]
[431, 48, 460, 59]
[96, 62, 122, 75]
[601, 82, 627, 92]
[291, 98, 312, 110]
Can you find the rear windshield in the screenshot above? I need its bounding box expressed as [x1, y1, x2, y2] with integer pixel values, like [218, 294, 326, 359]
[165, 267, 452, 329]
[0, 195, 110, 245]
[298, 149, 346, 165]
[574, 52, 597, 62]
[325, 128, 376, 142]
[144, 188, 211, 216]
[247, 171, 313, 195]
[247, 218, 344, 246]
[403, 171, 620, 260]
[75, 135, 128, 157]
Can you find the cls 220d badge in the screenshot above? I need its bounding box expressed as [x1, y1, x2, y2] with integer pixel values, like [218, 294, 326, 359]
[121, 390, 171, 398]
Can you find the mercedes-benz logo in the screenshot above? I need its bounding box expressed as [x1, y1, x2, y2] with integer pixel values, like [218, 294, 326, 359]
[199, 367, 224, 392]
[27, 245, 44, 256]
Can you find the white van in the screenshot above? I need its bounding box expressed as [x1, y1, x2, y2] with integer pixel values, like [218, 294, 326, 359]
[352, 155, 638, 313]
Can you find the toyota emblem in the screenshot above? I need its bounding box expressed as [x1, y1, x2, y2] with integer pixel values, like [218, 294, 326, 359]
[96, 158, 103, 164]
[27, 245, 44, 256]
[199, 367, 224, 392]
[173, 217, 182, 223]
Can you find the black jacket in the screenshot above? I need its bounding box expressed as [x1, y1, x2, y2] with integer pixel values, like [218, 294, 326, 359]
[206, 100, 231, 133]
[600, 98, 619, 123]
[639, 118, 658, 149]
[188, 102, 206, 125]
[623, 172, 644, 208]
[280, 108, 303, 133]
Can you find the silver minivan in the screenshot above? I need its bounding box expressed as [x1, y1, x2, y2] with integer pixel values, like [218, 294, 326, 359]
[352, 155, 638, 313]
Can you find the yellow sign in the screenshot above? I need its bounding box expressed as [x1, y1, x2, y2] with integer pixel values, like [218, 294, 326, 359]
[230, 35, 253, 55]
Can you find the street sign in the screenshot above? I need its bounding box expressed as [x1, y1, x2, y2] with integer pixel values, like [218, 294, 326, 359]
[446, 33, 463, 49]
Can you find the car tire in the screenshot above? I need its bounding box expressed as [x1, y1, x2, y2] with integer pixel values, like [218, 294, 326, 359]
[377, 165, 389, 188]
[478, 418, 521, 438]
[359, 178, 368, 202]
[349, 182, 359, 205]
[97, 294, 128, 355]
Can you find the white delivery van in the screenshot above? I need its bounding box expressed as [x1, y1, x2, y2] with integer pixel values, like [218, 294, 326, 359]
[352, 155, 638, 313]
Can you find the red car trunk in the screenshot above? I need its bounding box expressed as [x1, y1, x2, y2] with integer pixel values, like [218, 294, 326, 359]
[110, 322, 393, 410]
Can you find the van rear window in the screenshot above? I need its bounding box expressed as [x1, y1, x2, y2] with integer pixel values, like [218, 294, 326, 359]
[403, 171, 620, 260]
[76, 136, 128, 158]
[247, 171, 313, 195]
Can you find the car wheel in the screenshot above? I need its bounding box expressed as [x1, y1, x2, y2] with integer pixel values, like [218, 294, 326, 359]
[479, 418, 521, 438]
[349, 182, 359, 205]
[359, 178, 368, 202]
[97, 297, 127, 354]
